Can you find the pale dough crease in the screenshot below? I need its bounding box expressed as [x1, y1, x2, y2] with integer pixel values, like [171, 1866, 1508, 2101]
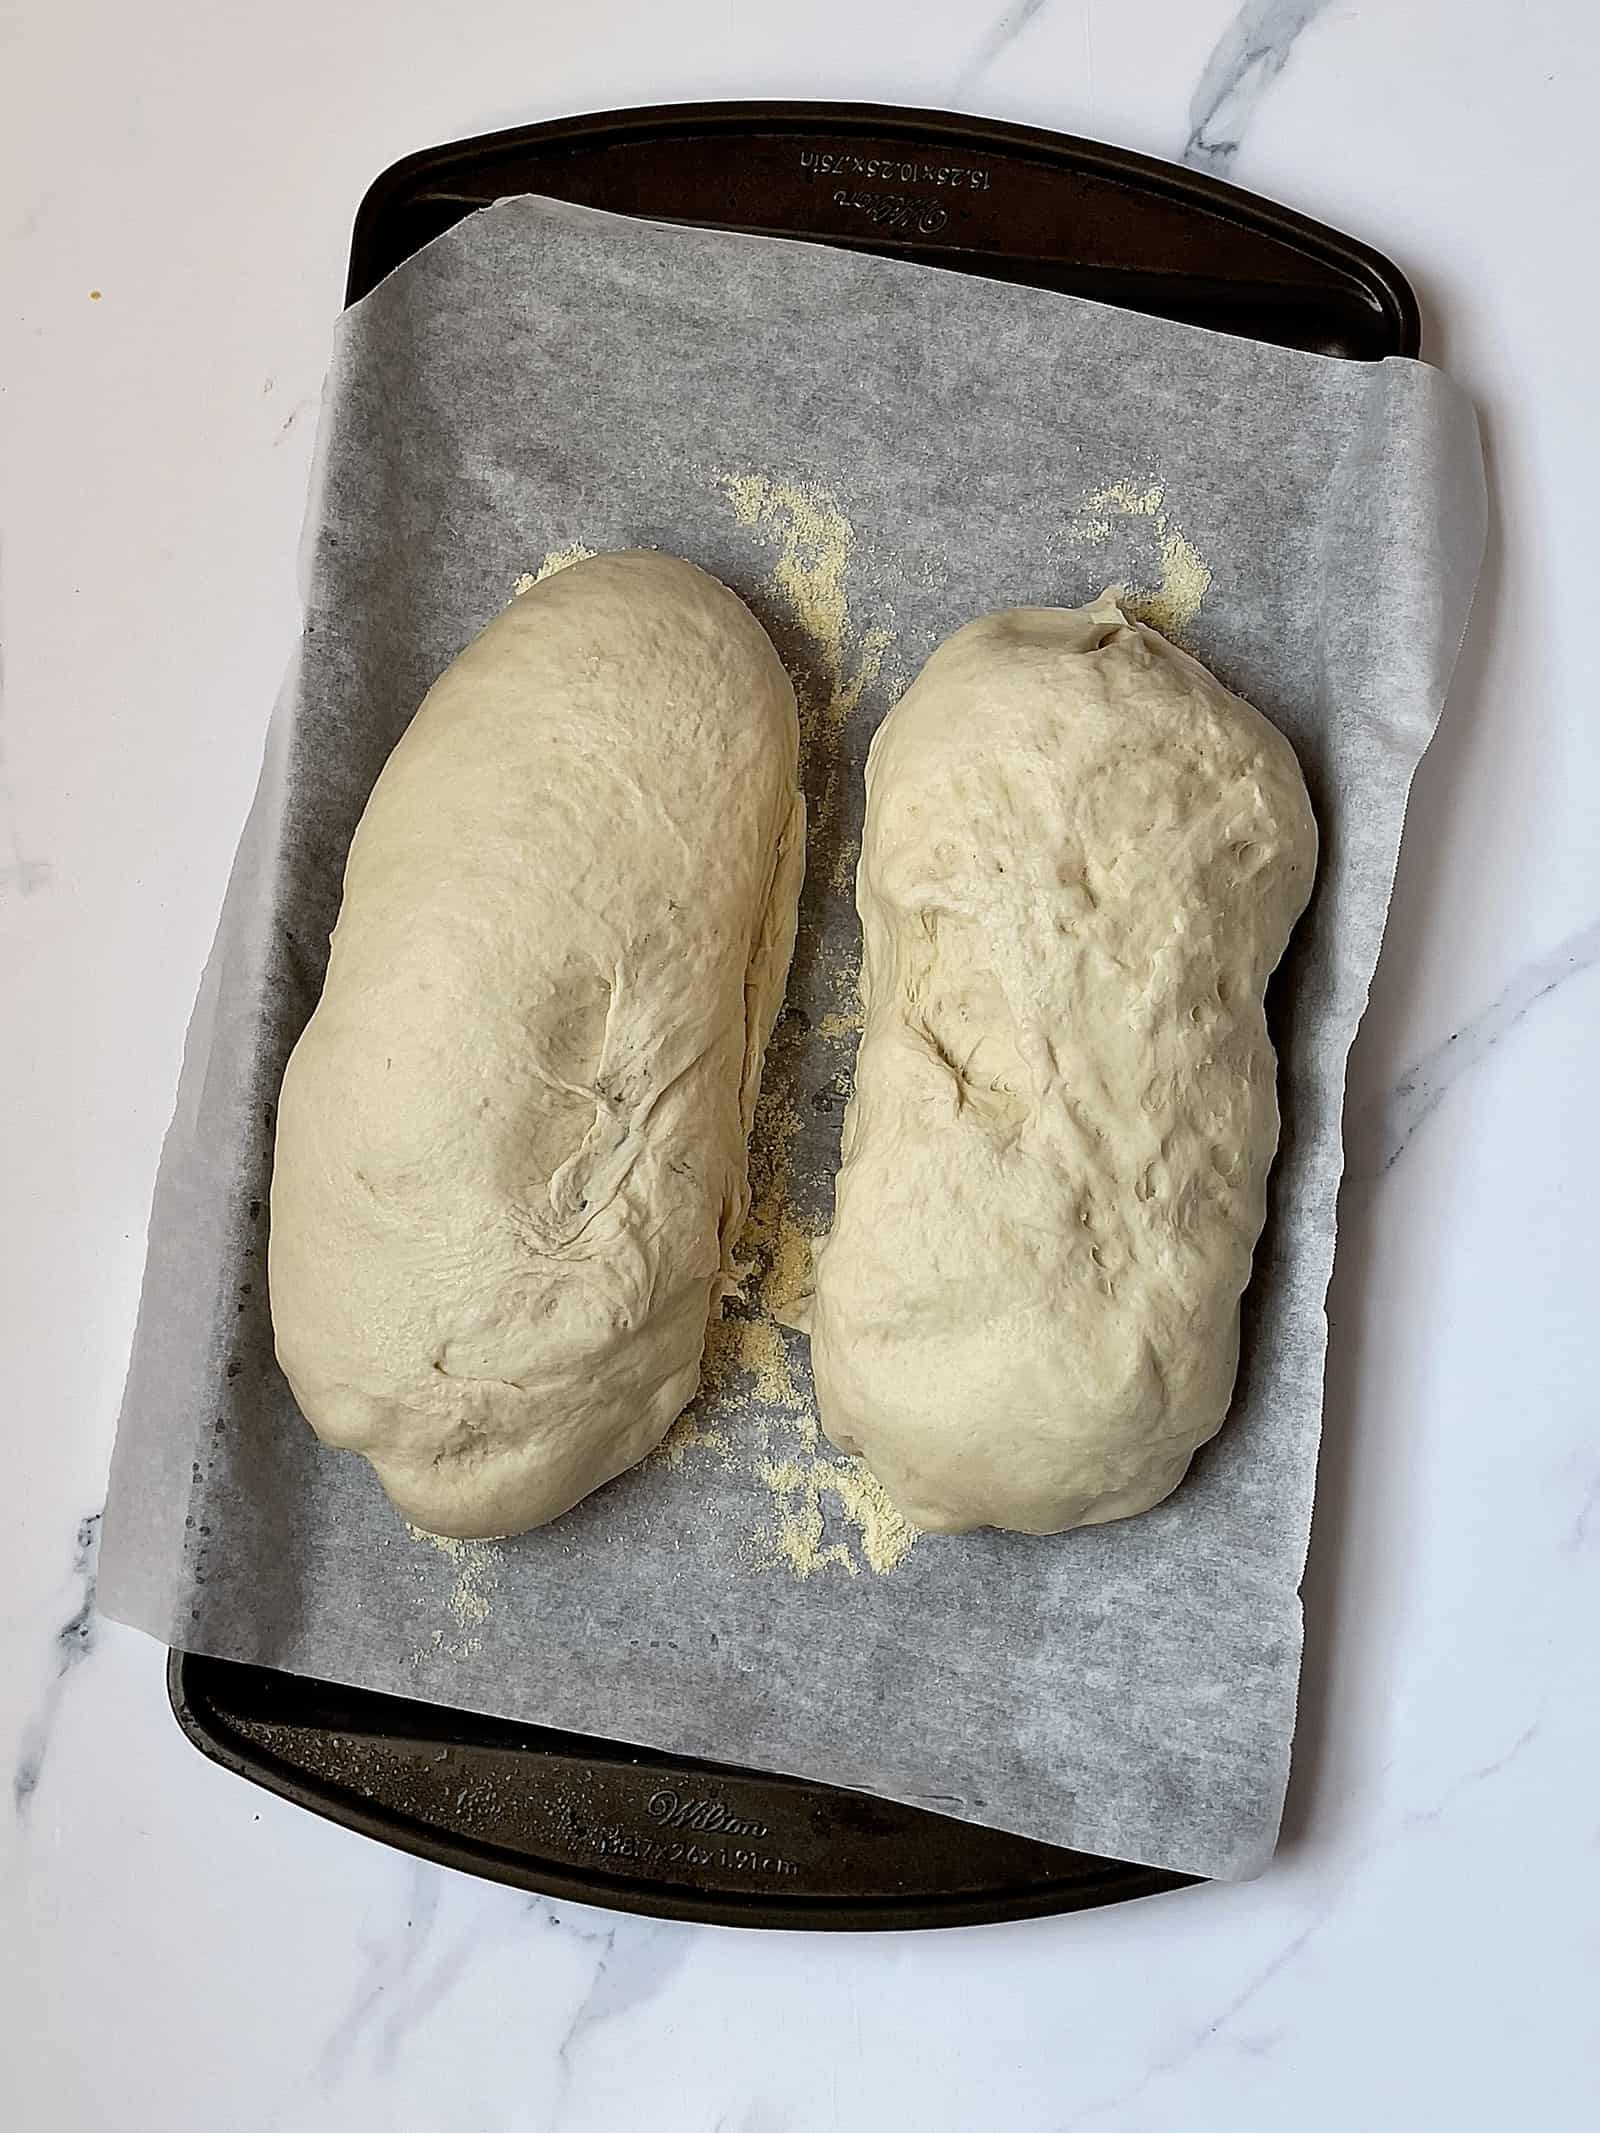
[801, 592, 1317, 1535]
[269, 552, 804, 1538]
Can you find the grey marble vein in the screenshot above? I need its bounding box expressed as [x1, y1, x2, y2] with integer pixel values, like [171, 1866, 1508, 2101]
[1059, 1708, 1556, 2129]
[1060, 1707, 1552, 2124]
[1182, 0, 1333, 175]
[312, 1883, 687, 2098]
[315, 1865, 550, 2082]
[1059, 1906, 1333, 2128]
[547, 1908, 686, 2128]
[12, 1510, 100, 1818]
[1567, 1467, 1600, 1554]
[712, 2104, 798, 2133]
[954, 0, 1053, 90]
[1346, 918, 1600, 1181]
[315, 1859, 443, 2081]
[1400, 1718, 1543, 1832]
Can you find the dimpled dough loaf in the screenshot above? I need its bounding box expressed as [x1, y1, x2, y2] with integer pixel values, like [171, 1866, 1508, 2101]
[269, 552, 804, 1539]
[805, 592, 1317, 1536]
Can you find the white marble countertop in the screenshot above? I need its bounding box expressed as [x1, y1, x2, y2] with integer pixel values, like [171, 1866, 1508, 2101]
[4, 2, 1598, 2126]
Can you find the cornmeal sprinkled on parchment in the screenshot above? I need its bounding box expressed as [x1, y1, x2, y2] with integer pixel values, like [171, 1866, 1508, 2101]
[637, 475, 917, 1578]
[1064, 478, 1213, 637]
[507, 502, 910, 1577]
[511, 542, 597, 597]
[721, 474, 894, 893]
[405, 1526, 504, 1661]
[817, 1006, 864, 1039]
[500, 483, 1208, 1579]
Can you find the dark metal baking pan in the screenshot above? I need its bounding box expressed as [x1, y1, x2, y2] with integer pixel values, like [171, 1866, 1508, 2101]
[345, 98, 1419, 356]
[170, 100, 1418, 1930]
[172, 1651, 1192, 1928]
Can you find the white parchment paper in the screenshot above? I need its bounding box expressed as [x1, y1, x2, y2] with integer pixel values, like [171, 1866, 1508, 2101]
[101, 195, 1485, 1879]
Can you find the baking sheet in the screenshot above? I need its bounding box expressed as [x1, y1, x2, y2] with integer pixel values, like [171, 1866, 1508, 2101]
[100, 194, 1484, 1880]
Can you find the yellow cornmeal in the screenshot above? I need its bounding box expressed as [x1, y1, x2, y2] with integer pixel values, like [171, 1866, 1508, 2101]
[406, 1526, 504, 1660]
[511, 542, 598, 597]
[734, 1074, 807, 1303]
[644, 1014, 914, 1579]
[757, 1457, 854, 1577]
[650, 1400, 732, 1471]
[721, 473, 894, 895]
[714, 1313, 803, 1411]
[764, 1216, 816, 1314]
[649, 1035, 904, 1579]
[722, 474, 852, 672]
[826, 1459, 918, 1574]
[753, 1455, 919, 1579]
[1093, 479, 1165, 517]
[487, 490, 1206, 1583]
[510, 494, 915, 1578]
[1065, 479, 1213, 638]
[817, 931, 865, 1044]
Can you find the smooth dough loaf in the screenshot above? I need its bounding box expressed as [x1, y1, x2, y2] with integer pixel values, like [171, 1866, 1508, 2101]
[269, 552, 804, 1538]
[804, 591, 1317, 1536]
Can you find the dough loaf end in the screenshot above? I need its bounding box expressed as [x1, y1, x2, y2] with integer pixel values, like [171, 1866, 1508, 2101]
[269, 552, 804, 1537]
[807, 592, 1316, 1536]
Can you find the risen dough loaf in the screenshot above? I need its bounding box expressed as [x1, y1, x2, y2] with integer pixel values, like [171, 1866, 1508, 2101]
[805, 592, 1316, 1535]
[269, 552, 803, 1538]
